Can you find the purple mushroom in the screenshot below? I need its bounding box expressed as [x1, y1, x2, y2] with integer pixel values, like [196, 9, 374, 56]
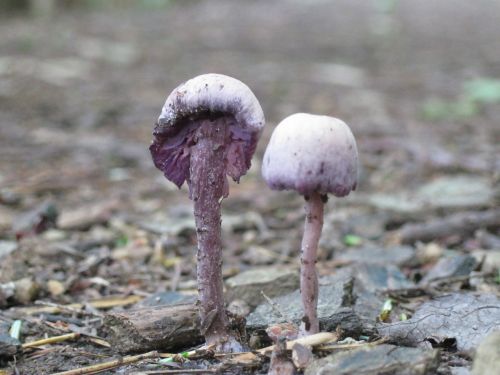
[262, 113, 358, 336]
[150, 74, 265, 351]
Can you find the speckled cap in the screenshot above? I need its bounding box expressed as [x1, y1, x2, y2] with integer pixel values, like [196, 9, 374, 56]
[262, 113, 358, 197]
[150, 74, 265, 188]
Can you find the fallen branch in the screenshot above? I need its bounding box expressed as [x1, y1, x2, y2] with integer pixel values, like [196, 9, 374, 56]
[103, 303, 202, 353]
[392, 208, 500, 244]
[16, 295, 143, 316]
[51, 351, 159, 375]
[22, 333, 80, 349]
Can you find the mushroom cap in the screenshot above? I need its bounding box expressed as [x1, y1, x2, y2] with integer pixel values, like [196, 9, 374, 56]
[262, 113, 358, 197]
[150, 74, 265, 188]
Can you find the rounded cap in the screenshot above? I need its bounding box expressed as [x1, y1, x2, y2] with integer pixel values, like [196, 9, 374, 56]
[150, 74, 265, 188]
[262, 113, 358, 197]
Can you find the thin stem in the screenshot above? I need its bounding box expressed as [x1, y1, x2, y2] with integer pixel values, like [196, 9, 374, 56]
[299, 192, 324, 336]
[189, 117, 242, 351]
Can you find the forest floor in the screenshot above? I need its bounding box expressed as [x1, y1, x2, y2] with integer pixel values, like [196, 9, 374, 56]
[0, 1, 499, 374]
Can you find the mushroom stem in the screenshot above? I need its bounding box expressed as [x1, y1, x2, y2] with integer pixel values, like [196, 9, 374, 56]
[189, 117, 241, 351]
[299, 191, 324, 336]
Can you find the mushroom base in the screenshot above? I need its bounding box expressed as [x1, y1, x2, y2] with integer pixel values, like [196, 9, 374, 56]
[189, 117, 244, 352]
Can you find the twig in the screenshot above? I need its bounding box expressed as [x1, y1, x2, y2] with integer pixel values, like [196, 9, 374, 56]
[226, 332, 339, 369]
[22, 333, 80, 349]
[50, 351, 159, 375]
[34, 301, 95, 316]
[258, 331, 339, 355]
[386, 271, 495, 298]
[318, 337, 388, 350]
[260, 291, 288, 322]
[392, 208, 500, 244]
[19, 295, 143, 316]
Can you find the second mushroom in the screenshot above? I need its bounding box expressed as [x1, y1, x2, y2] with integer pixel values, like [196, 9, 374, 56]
[262, 113, 358, 336]
[150, 74, 265, 351]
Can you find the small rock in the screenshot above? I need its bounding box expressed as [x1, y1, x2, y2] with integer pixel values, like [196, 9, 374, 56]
[326, 263, 414, 294]
[476, 231, 500, 249]
[134, 207, 195, 236]
[0, 278, 40, 306]
[0, 189, 22, 206]
[417, 175, 493, 210]
[13, 200, 58, 238]
[0, 206, 15, 233]
[472, 331, 500, 375]
[0, 241, 17, 260]
[472, 250, 500, 273]
[451, 368, 471, 375]
[378, 293, 500, 351]
[305, 344, 440, 375]
[47, 280, 65, 297]
[137, 291, 196, 307]
[228, 299, 251, 317]
[416, 242, 445, 264]
[247, 274, 364, 336]
[241, 246, 277, 265]
[421, 254, 476, 284]
[42, 229, 67, 241]
[75, 225, 117, 251]
[369, 193, 421, 215]
[335, 245, 415, 267]
[268, 338, 296, 375]
[292, 343, 313, 370]
[14, 277, 40, 305]
[0, 334, 20, 357]
[368, 175, 494, 215]
[331, 264, 414, 325]
[57, 200, 118, 231]
[225, 267, 299, 309]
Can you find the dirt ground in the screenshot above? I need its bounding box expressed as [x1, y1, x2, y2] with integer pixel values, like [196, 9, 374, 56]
[0, 1, 499, 374]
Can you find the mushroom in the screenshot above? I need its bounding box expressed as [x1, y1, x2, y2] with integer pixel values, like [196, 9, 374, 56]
[262, 113, 358, 336]
[150, 74, 265, 351]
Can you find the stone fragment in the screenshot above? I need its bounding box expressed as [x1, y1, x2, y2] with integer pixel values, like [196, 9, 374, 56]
[225, 267, 299, 309]
[14, 277, 40, 305]
[246, 274, 364, 336]
[472, 331, 500, 375]
[335, 245, 415, 267]
[417, 175, 493, 210]
[331, 263, 414, 324]
[421, 255, 476, 284]
[305, 344, 439, 375]
[13, 200, 57, 238]
[292, 342, 313, 370]
[0, 241, 17, 260]
[0, 334, 20, 357]
[137, 291, 196, 307]
[378, 293, 500, 351]
[57, 200, 118, 230]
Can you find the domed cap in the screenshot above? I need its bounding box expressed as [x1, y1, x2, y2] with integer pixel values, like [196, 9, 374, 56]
[150, 74, 265, 188]
[262, 113, 358, 197]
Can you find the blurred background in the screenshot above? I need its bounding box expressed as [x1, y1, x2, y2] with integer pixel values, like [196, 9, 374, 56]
[0, 0, 499, 313]
[0, 1, 499, 372]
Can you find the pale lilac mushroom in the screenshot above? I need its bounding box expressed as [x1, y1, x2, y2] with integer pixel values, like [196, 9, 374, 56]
[150, 74, 265, 351]
[262, 113, 358, 336]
